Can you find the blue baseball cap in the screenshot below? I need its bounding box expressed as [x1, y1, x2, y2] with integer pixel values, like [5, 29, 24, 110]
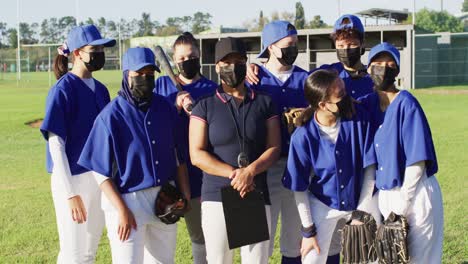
[67, 24, 116, 51]
[333, 14, 364, 34]
[123, 47, 160, 72]
[257, 20, 298, 58]
[367, 42, 400, 68]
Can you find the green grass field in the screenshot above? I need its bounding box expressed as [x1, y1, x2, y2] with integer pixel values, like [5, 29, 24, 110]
[0, 71, 466, 263]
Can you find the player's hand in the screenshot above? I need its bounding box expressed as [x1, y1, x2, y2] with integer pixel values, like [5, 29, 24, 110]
[117, 207, 137, 241]
[230, 167, 255, 195]
[246, 63, 260, 85]
[68, 195, 87, 224]
[175, 91, 193, 114]
[301, 236, 321, 259]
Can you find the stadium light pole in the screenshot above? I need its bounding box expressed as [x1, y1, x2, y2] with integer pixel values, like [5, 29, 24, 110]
[16, 0, 21, 81]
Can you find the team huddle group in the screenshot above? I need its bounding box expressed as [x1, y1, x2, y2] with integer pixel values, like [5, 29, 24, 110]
[40, 13, 444, 264]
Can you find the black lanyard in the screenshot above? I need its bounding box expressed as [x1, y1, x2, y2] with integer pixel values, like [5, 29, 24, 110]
[222, 91, 253, 167]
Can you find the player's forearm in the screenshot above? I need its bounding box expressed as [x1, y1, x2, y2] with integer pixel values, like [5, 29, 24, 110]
[175, 163, 191, 200]
[48, 132, 76, 198]
[401, 161, 425, 203]
[294, 191, 314, 227]
[358, 165, 376, 208]
[97, 175, 128, 213]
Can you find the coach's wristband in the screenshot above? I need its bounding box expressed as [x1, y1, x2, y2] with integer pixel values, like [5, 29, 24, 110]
[301, 223, 317, 238]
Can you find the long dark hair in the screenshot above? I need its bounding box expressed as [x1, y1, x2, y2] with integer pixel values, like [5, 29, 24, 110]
[298, 70, 340, 124]
[304, 69, 339, 112]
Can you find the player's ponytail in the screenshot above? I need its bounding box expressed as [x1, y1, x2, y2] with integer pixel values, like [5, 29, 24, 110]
[53, 43, 70, 80]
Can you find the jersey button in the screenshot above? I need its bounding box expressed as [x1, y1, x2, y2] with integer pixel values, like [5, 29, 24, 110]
[352, 90, 355, 94]
[341, 201, 345, 205]
[283, 107, 287, 111]
[338, 169, 343, 173]
[380, 167, 383, 171]
[157, 179, 160, 183]
[147, 121, 151, 125]
[335, 150, 340, 155]
[152, 140, 156, 144]
[155, 160, 159, 165]
[282, 89, 286, 92]
[375, 143, 379, 148]
[379, 125, 383, 129]
[340, 185, 345, 189]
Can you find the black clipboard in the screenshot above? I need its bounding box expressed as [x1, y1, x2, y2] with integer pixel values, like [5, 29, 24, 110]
[221, 186, 270, 249]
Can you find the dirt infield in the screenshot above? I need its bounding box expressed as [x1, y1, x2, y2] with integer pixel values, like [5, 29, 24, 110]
[25, 118, 43, 128]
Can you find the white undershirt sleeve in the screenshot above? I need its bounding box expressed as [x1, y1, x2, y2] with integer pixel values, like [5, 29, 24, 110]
[400, 161, 425, 215]
[294, 191, 314, 227]
[92, 171, 110, 186]
[357, 164, 376, 210]
[48, 132, 76, 199]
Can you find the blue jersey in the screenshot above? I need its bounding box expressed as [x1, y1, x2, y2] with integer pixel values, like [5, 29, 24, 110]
[154, 76, 217, 198]
[40, 72, 110, 175]
[246, 65, 309, 156]
[78, 94, 183, 194]
[359, 91, 438, 190]
[283, 104, 375, 211]
[314, 62, 374, 99]
[191, 87, 278, 203]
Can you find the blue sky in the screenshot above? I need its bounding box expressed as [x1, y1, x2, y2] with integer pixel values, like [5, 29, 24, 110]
[1, 0, 465, 28]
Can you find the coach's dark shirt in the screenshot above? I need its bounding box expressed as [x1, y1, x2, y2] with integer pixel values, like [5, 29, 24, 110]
[191, 85, 279, 203]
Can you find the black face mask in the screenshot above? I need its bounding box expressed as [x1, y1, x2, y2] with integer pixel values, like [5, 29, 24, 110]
[327, 95, 354, 119]
[129, 75, 155, 102]
[219, 63, 247, 88]
[81, 51, 105, 72]
[276, 45, 299, 66]
[336, 47, 361, 68]
[370, 65, 399, 91]
[178, 58, 200, 79]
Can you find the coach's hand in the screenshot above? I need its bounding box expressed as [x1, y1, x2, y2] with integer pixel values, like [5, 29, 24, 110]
[301, 236, 321, 260]
[230, 167, 254, 196]
[68, 195, 87, 224]
[118, 207, 137, 241]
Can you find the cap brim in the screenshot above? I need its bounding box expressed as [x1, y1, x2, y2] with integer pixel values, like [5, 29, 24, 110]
[369, 50, 400, 67]
[88, 38, 116, 48]
[216, 52, 247, 63]
[257, 47, 269, 59]
[131, 62, 160, 73]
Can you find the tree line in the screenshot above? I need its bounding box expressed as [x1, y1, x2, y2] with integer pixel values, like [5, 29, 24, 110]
[0, 12, 212, 49]
[0, 0, 467, 49]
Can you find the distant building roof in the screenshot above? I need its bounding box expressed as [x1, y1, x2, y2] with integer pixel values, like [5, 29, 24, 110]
[356, 8, 410, 25]
[455, 12, 468, 21]
[200, 26, 248, 35]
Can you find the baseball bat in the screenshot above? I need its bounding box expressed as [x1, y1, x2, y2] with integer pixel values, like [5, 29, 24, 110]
[154, 45, 193, 112]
